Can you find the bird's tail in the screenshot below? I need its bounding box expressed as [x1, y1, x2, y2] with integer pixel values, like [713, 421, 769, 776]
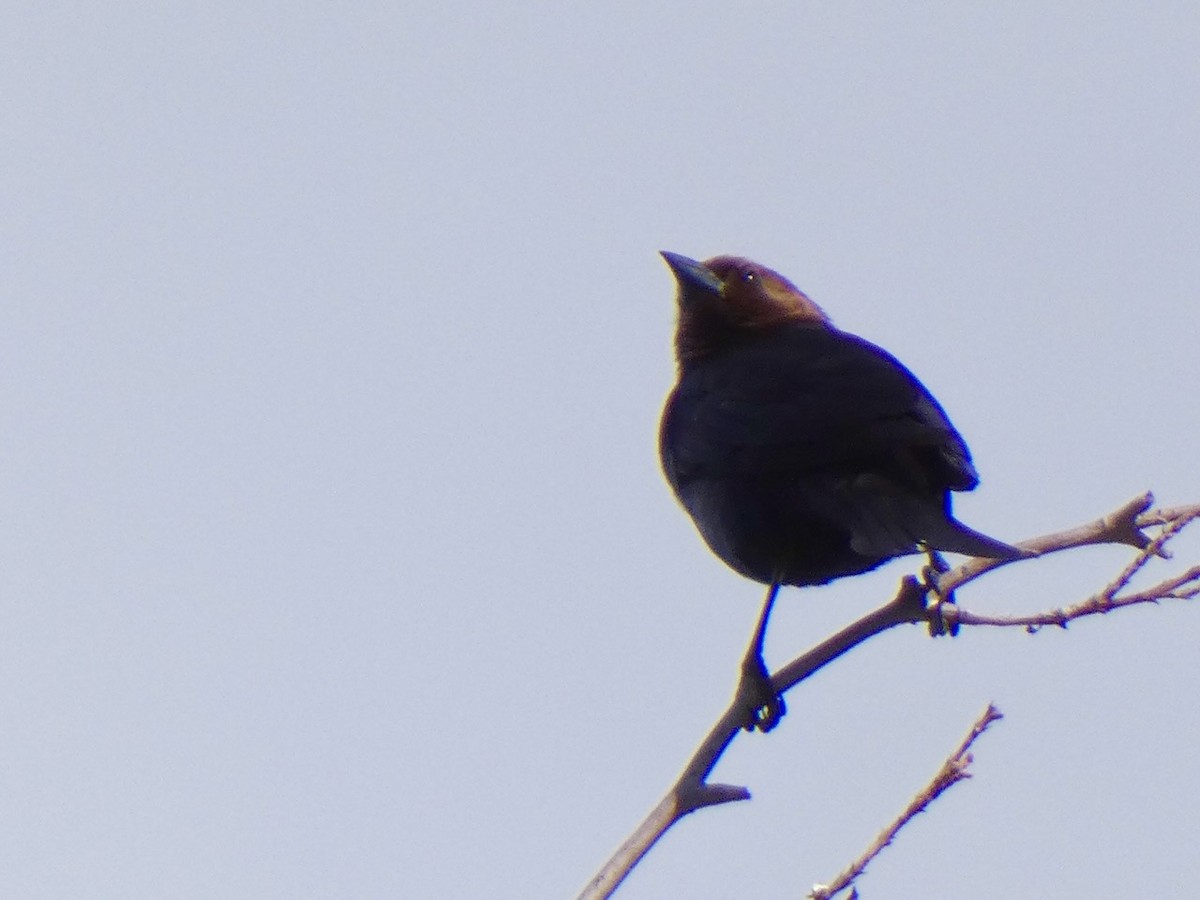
[921, 516, 1032, 561]
[829, 476, 1032, 561]
[805, 474, 1032, 562]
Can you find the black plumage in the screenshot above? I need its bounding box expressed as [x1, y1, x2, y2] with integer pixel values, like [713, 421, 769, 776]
[659, 251, 1024, 588]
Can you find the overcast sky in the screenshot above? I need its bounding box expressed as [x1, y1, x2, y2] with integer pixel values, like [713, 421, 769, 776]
[3, 4, 1199, 898]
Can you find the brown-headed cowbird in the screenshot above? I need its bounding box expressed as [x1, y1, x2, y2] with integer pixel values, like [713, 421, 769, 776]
[660, 251, 1023, 585]
[658, 251, 1025, 729]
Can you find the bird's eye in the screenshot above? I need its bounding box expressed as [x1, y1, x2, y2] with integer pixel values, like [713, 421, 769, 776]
[741, 271, 756, 284]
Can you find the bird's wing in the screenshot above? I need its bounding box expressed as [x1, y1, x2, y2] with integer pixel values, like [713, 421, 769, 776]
[662, 326, 979, 492]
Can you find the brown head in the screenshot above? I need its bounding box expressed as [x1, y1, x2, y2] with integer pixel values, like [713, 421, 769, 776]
[660, 252, 830, 362]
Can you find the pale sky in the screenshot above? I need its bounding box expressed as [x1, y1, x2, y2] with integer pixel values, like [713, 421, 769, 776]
[3, 4, 1198, 898]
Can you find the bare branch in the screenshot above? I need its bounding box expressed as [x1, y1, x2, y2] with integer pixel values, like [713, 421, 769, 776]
[1138, 504, 1200, 528]
[576, 495, 1199, 900]
[809, 705, 1004, 900]
[943, 563, 1200, 631]
[940, 501, 1200, 633]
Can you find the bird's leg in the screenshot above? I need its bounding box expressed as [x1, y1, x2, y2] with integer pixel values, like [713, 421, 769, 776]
[922, 547, 958, 636]
[736, 583, 786, 732]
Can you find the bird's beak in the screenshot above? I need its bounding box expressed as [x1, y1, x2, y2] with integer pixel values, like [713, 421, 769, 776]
[660, 251, 723, 297]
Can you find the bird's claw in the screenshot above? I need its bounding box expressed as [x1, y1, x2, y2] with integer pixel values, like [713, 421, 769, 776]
[923, 547, 950, 576]
[922, 551, 959, 637]
[738, 650, 786, 732]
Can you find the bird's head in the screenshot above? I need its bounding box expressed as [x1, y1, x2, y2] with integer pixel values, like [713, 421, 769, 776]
[660, 252, 829, 361]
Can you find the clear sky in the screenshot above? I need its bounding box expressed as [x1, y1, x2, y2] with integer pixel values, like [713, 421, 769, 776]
[3, 4, 1198, 898]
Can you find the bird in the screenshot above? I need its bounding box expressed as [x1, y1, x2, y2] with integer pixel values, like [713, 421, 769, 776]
[658, 251, 1027, 730]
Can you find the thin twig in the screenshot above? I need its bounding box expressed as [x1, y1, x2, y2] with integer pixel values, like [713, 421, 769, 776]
[946, 564, 1200, 631]
[810, 704, 1004, 900]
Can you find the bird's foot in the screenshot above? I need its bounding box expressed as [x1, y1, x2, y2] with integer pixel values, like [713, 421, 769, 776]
[922, 549, 958, 637]
[734, 584, 786, 732]
[737, 648, 786, 733]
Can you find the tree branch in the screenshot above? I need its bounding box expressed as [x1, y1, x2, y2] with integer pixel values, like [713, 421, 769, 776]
[575, 494, 1200, 900]
[809, 704, 1004, 900]
[940, 495, 1200, 632]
